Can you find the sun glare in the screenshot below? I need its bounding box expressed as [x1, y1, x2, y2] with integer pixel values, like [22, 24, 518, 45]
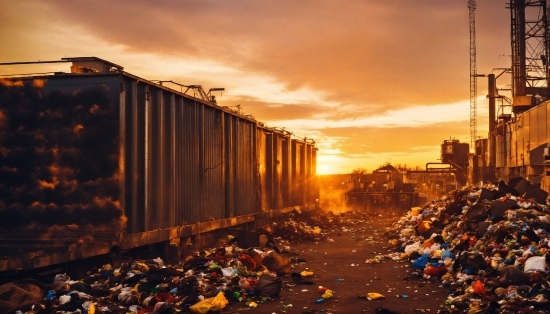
[316, 163, 334, 175]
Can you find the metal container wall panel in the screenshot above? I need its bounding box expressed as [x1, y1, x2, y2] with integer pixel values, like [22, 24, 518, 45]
[307, 143, 319, 204]
[224, 115, 235, 217]
[146, 87, 174, 230]
[547, 102, 550, 145]
[529, 104, 548, 166]
[182, 99, 202, 224]
[529, 107, 540, 151]
[275, 134, 286, 208]
[123, 79, 141, 233]
[173, 96, 187, 226]
[203, 106, 225, 220]
[281, 137, 292, 208]
[257, 128, 269, 212]
[510, 125, 518, 168]
[310, 147, 319, 203]
[265, 132, 286, 209]
[0, 75, 125, 242]
[537, 104, 547, 149]
[1, 71, 318, 246]
[539, 104, 546, 147]
[495, 134, 506, 168]
[306, 143, 314, 204]
[506, 125, 512, 168]
[291, 140, 306, 205]
[523, 112, 530, 166]
[231, 117, 257, 216]
[265, 133, 276, 209]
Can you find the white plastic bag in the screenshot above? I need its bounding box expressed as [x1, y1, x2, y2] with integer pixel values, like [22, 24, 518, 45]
[524, 255, 546, 273]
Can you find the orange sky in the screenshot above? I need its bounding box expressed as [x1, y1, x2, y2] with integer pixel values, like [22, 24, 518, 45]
[0, 0, 514, 174]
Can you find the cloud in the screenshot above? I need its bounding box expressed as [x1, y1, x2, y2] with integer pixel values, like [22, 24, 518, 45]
[2, 0, 509, 107]
[0, 0, 511, 174]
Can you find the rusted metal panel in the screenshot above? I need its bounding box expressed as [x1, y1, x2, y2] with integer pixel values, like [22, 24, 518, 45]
[182, 98, 201, 224]
[274, 134, 284, 209]
[265, 132, 280, 209]
[310, 146, 319, 204]
[265, 130, 290, 210]
[495, 132, 506, 168]
[523, 112, 530, 166]
[548, 102, 550, 146]
[173, 96, 186, 226]
[291, 140, 306, 205]
[224, 114, 235, 216]
[0, 74, 124, 255]
[281, 136, 292, 207]
[0, 66, 318, 271]
[203, 106, 225, 220]
[232, 118, 257, 216]
[510, 123, 518, 168]
[257, 127, 268, 211]
[528, 107, 539, 150]
[537, 104, 547, 149]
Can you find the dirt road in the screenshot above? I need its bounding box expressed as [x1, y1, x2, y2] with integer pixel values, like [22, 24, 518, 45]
[222, 213, 450, 314]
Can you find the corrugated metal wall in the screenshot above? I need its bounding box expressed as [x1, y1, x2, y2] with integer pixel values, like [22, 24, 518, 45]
[292, 140, 304, 206]
[228, 115, 257, 217]
[0, 67, 319, 270]
[495, 100, 550, 182]
[290, 139, 317, 207]
[257, 128, 268, 212]
[0, 71, 318, 238]
[281, 136, 292, 207]
[121, 77, 265, 233]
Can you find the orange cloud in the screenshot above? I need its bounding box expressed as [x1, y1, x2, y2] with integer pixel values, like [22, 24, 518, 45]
[0, 0, 511, 174]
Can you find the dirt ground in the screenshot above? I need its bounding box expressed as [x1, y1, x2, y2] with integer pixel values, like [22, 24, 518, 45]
[1, 210, 453, 314]
[222, 212, 451, 314]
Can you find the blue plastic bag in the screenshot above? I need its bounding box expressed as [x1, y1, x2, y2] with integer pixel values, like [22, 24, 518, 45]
[412, 254, 430, 269]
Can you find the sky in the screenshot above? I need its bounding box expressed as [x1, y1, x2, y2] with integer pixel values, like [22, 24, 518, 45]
[0, 0, 514, 174]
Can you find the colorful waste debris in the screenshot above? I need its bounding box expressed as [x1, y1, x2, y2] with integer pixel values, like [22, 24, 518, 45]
[5, 176, 550, 313]
[383, 177, 550, 313]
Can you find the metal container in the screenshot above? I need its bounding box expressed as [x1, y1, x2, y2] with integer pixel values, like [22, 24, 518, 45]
[0, 58, 318, 270]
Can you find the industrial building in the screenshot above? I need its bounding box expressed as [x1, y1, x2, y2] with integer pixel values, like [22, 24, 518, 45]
[470, 1, 550, 192]
[430, 1, 550, 196]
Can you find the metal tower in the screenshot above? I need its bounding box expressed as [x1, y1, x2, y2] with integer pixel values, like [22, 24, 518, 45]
[509, 0, 549, 111]
[469, 0, 477, 150]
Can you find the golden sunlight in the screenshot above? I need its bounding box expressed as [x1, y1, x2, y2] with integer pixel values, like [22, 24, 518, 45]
[316, 163, 335, 175]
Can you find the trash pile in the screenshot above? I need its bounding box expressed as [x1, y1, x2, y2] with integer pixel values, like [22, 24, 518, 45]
[0, 209, 348, 314]
[0, 244, 293, 313]
[385, 177, 550, 313]
[267, 208, 375, 243]
[9, 176, 550, 314]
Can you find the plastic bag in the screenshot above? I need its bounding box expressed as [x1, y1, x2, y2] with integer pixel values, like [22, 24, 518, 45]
[254, 274, 282, 297]
[424, 265, 448, 277]
[262, 252, 291, 276]
[188, 292, 228, 314]
[498, 265, 530, 286]
[472, 280, 486, 296]
[404, 242, 421, 255]
[412, 254, 430, 269]
[441, 249, 454, 260]
[366, 292, 385, 300]
[524, 255, 546, 273]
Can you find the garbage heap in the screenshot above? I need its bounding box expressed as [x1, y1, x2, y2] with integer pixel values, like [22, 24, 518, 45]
[268, 208, 377, 243]
[0, 209, 351, 314]
[385, 177, 550, 313]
